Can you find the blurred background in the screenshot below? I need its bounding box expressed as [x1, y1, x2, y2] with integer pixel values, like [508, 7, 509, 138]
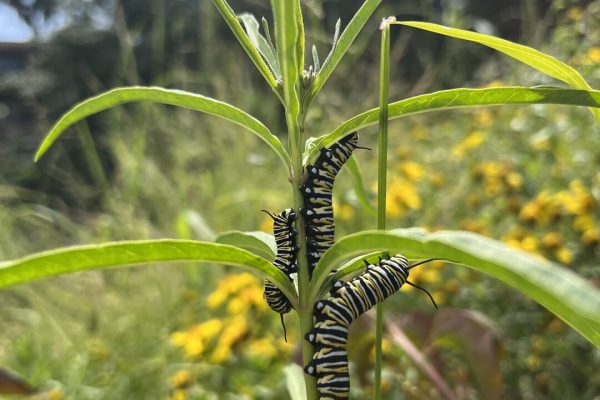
[0, 0, 599, 399]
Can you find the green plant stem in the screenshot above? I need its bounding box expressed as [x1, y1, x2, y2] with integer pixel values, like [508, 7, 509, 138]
[375, 18, 391, 400]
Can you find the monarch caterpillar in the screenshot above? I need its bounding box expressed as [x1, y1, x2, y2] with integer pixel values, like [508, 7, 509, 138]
[300, 132, 360, 277]
[304, 254, 437, 399]
[262, 208, 298, 340]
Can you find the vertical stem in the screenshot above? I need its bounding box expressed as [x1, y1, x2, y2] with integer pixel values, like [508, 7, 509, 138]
[374, 17, 392, 400]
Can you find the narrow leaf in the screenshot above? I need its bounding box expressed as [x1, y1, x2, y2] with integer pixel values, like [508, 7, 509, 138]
[344, 156, 376, 214]
[272, 0, 301, 122]
[306, 86, 600, 163]
[306, 0, 381, 109]
[34, 86, 291, 171]
[211, 0, 279, 89]
[238, 13, 281, 79]
[309, 229, 600, 347]
[0, 240, 297, 305]
[215, 230, 276, 260]
[394, 21, 600, 121]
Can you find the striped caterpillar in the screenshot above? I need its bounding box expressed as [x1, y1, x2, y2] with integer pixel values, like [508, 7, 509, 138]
[304, 254, 436, 399]
[262, 208, 298, 340]
[300, 132, 360, 277]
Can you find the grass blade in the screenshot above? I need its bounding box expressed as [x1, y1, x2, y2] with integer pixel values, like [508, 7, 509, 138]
[306, 86, 600, 162]
[0, 239, 297, 306]
[34, 86, 291, 171]
[374, 18, 392, 399]
[211, 0, 279, 89]
[309, 229, 600, 348]
[394, 21, 600, 121]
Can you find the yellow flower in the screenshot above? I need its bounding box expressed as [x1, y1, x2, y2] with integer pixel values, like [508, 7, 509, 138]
[582, 229, 600, 246]
[541, 232, 561, 249]
[410, 124, 428, 140]
[398, 161, 425, 182]
[429, 172, 444, 187]
[169, 389, 187, 400]
[480, 80, 504, 88]
[586, 47, 600, 63]
[48, 389, 64, 400]
[555, 180, 594, 215]
[170, 318, 224, 358]
[526, 355, 541, 370]
[246, 337, 278, 359]
[506, 172, 523, 189]
[452, 131, 485, 158]
[207, 273, 261, 309]
[259, 215, 274, 233]
[227, 297, 248, 315]
[473, 109, 493, 128]
[386, 179, 421, 218]
[460, 220, 488, 235]
[520, 236, 538, 253]
[169, 370, 192, 388]
[555, 247, 573, 265]
[566, 6, 582, 21]
[574, 214, 596, 232]
[334, 201, 354, 221]
[210, 315, 248, 363]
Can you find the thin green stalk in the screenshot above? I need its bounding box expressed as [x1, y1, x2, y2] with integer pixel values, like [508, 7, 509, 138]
[374, 17, 392, 400]
[271, 0, 316, 397]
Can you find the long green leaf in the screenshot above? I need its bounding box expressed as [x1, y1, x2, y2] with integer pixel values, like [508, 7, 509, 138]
[211, 0, 279, 89]
[394, 21, 600, 121]
[215, 230, 276, 260]
[305, 86, 600, 163]
[0, 240, 297, 305]
[309, 229, 600, 348]
[272, 0, 300, 123]
[34, 86, 291, 170]
[305, 0, 381, 110]
[344, 156, 376, 214]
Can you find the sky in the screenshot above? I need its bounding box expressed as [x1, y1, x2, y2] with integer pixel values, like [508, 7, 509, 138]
[0, 2, 34, 42]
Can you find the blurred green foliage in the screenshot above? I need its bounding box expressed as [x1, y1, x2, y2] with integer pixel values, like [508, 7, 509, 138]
[0, 0, 599, 399]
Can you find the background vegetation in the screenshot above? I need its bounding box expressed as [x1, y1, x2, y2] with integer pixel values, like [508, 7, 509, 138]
[0, 0, 598, 399]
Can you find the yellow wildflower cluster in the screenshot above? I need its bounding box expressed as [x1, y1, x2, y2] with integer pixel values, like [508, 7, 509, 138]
[452, 131, 486, 159]
[206, 272, 268, 314]
[171, 272, 273, 364]
[386, 161, 426, 217]
[518, 180, 598, 248]
[472, 161, 523, 197]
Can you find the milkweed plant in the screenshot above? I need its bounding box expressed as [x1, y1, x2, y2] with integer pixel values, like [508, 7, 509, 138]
[1, 1, 599, 399]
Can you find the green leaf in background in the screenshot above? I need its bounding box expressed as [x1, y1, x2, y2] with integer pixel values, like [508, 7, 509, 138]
[238, 13, 281, 80]
[211, 0, 279, 89]
[304, 0, 381, 111]
[306, 86, 600, 163]
[309, 229, 600, 348]
[33, 86, 291, 171]
[0, 240, 297, 306]
[344, 156, 376, 215]
[394, 21, 600, 121]
[215, 230, 276, 260]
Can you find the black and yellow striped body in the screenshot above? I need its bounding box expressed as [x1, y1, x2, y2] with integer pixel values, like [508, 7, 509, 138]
[304, 254, 410, 399]
[300, 132, 359, 277]
[263, 208, 298, 315]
